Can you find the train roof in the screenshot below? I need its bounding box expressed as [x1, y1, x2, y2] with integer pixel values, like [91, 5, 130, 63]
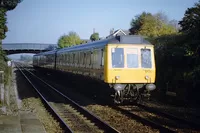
[34, 49, 57, 56]
[57, 35, 151, 53]
[34, 35, 151, 56]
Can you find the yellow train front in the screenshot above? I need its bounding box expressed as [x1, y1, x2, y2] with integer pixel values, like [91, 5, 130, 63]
[105, 39, 156, 103]
[55, 35, 156, 104]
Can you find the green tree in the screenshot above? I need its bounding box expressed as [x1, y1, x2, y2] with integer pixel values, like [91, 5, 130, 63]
[0, 0, 21, 83]
[178, 1, 200, 53]
[90, 32, 99, 41]
[129, 12, 151, 35]
[0, 0, 22, 10]
[0, 8, 7, 40]
[129, 12, 177, 37]
[179, 1, 200, 39]
[57, 31, 82, 48]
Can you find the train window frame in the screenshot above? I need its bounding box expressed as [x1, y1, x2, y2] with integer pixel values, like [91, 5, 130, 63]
[80, 52, 84, 67]
[72, 53, 75, 64]
[83, 52, 86, 66]
[77, 52, 79, 64]
[87, 51, 91, 67]
[101, 49, 104, 67]
[141, 48, 152, 68]
[90, 51, 93, 66]
[126, 48, 139, 68]
[111, 48, 124, 68]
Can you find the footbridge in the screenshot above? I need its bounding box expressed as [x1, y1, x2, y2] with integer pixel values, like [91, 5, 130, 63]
[2, 43, 57, 54]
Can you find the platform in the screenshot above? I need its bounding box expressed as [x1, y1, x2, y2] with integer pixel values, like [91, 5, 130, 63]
[0, 112, 46, 133]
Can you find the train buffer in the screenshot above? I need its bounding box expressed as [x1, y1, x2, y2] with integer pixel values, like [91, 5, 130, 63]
[0, 112, 46, 133]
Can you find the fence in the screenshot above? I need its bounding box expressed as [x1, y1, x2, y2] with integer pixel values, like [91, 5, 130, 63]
[0, 71, 4, 105]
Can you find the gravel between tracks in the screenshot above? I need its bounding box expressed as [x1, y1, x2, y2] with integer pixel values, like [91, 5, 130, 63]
[14, 67, 63, 133]
[143, 100, 200, 123]
[38, 76, 159, 133]
[86, 104, 158, 133]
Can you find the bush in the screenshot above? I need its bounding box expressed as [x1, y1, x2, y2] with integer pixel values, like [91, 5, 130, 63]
[150, 34, 200, 103]
[0, 46, 11, 85]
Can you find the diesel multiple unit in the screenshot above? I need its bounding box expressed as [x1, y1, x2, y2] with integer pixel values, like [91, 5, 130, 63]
[33, 35, 156, 104]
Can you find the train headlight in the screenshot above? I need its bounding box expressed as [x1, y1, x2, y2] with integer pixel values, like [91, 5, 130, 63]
[113, 84, 126, 91]
[145, 75, 150, 80]
[146, 84, 156, 91]
[115, 76, 120, 80]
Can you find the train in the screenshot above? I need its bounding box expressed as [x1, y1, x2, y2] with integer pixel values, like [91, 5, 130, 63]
[33, 35, 156, 104]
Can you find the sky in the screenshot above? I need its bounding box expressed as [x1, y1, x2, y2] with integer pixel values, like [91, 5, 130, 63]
[2, 0, 198, 44]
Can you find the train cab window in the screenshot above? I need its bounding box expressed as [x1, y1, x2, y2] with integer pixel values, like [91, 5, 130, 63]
[111, 48, 124, 68]
[126, 48, 138, 68]
[141, 49, 152, 68]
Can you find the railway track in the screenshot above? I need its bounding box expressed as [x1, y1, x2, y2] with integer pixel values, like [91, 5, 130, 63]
[112, 106, 176, 133]
[136, 102, 200, 128]
[142, 99, 200, 122]
[113, 103, 200, 133]
[15, 62, 120, 133]
[17, 63, 200, 132]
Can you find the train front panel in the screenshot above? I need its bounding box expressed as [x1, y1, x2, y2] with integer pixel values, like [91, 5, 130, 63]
[104, 43, 156, 103]
[104, 44, 156, 84]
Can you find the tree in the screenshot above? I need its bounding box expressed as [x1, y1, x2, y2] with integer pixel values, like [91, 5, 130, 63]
[129, 11, 178, 37]
[179, 1, 200, 39]
[57, 31, 82, 48]
[0, 8, 7, 40]
[178, 1, 200, 53]
[129, 12, 151, 35]
[90, 32, 99, 41]
[0, 0, 22, 10]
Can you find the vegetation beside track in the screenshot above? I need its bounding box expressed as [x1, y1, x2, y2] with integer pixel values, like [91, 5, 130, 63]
[128, 1, 200, 105]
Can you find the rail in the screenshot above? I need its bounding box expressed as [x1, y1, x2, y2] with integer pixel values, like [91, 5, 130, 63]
[15, 62, 120, 133]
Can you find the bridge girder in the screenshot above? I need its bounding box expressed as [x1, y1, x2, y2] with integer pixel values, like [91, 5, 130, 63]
[4, 49, 48, 55]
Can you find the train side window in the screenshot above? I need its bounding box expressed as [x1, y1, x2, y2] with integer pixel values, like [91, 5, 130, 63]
[65, 53, 68, 65]
[62, 54, 64, 65]
[96, 49, 102, 68]
[70, 53, 73, 65]
[77, 52, 79, 65]
[83, 52, 86, 66]
[65, 54, 67, 65]
[86, 51, 90, 67]
[73, 53, 75, 64]
[85, 51, 88, 67]
[75, 52, 77, 65]
[93, 50, 97, 68]
[101, 49, 104, 67]
[80, 52, 83, 67]
[67, 53, 70, 65]
[90, 51, 93, 66]
[69, 53, 71, 64]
